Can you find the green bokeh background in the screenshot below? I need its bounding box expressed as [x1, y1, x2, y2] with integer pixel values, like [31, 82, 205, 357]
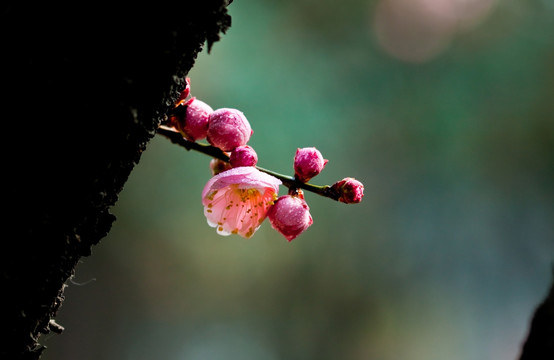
[44, 1, 553, 359]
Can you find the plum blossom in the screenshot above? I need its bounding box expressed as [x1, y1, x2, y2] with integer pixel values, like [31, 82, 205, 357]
[294, 147, 328, 183]
[159, 77, 365, 241]
[168, 78, 213, 141]
[202, 166, 281, 238]
[230, 145, 258, 167]
[207, 108, 253, 152]
[175, 77, 191, 106]
[180, 98, 213, 141]
[331, 177, 364, 204]
[268, 194, 313, 241]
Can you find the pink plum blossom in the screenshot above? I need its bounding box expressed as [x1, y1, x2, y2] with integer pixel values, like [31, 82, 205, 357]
[331, 177, 364, 204]
[268, 194, 313, 241]
[202, 166, 281, 238]
[180, 98, 213, 141]
[207, 108, 253, 152]
[294, 147, 328, 183]
[175, 77, 191, 106]
[230, 145, 258, 167]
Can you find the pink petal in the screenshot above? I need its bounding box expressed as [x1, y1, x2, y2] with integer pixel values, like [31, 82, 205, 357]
[202, 167, 280, 198]
[202, 167, 281, 238]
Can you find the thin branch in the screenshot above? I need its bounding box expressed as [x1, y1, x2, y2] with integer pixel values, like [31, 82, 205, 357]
[156, 125, 341, 201]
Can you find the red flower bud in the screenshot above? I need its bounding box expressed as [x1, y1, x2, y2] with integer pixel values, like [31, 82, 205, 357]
[230, 145, 258, 167]
[294, 147, 328, 183]
[331, 177, 364, 204]
[268, 194, 313, 241]
[181, 98, 213, 141]
[175, 77, 191, 106]
[207, 108, 253, 152]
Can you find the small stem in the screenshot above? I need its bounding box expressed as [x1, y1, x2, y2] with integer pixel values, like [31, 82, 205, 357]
[157, 125, 229, 161]
[156, 125, 340, 201]
[254, 165, 336, 199]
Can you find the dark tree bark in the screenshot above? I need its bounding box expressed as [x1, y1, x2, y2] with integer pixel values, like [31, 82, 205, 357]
[519, 271, 554, 360]
[1, 2, 230, 359]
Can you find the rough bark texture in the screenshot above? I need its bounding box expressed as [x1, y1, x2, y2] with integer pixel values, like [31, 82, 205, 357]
[1, 2, 230, 359]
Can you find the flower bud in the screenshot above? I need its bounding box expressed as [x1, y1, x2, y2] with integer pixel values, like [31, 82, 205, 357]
[268, 194, 313, 241]
[331, 177, 364, 204]
[209, 158, 232, 176]
[181, 98, 213, 141]
[207, 108, 253, 152]
[294, 147, 328, 183]
[175, 77, 191, 106]
[230, 145, 258, 167]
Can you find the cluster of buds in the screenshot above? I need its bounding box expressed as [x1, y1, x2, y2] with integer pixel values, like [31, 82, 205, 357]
[165, 79, 364, 241]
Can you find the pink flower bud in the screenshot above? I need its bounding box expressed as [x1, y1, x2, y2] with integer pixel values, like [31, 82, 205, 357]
[207, 108, 253, 152]
[230, 145, 258, 167]
[181, 98, 213, 141]
[175, 77, 191, 106]
[331, 177, 364, 204]
[268, 194, 313, 241]
[209, 158, 232, 176]
[293, 147, 328, 183]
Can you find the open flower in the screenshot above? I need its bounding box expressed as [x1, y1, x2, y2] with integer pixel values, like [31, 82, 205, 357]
[202, 166, 281, 238]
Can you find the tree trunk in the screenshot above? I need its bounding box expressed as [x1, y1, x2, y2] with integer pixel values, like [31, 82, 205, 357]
[519, 271, 554, 360]
[1, 2, 230, 358]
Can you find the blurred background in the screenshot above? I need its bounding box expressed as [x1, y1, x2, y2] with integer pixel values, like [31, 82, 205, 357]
[44, 1, 553, 359]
